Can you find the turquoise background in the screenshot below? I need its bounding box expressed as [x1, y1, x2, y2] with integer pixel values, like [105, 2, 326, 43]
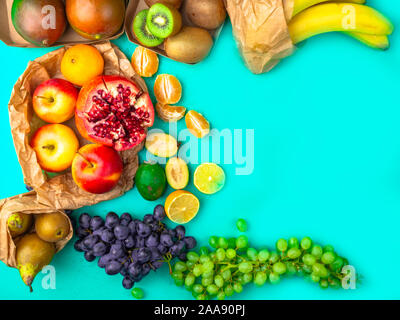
[0, 0, 399, 300]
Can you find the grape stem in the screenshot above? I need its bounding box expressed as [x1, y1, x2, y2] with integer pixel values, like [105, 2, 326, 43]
[163, 253, 173, 274]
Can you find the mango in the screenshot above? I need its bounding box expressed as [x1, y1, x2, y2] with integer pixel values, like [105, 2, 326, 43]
[12, 0, 66, 47]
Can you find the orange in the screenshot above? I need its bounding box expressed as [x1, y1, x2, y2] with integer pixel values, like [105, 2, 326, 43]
[164, 190, 200, 224]
[61, 44, 104, 87]
[156, 102, 186, 122]
[154, 74, 182, 104]
[131, 46, 159, 78]
[185, 110, 210, 138]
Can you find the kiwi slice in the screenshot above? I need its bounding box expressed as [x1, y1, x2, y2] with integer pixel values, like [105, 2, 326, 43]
[146, 3, 182, 38]
[133, 9, 164, 47]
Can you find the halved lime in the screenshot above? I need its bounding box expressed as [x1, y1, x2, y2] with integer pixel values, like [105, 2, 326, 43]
[194, 163, 225, 194]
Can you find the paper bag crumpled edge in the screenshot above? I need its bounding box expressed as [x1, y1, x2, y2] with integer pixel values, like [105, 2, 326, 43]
[0, 192, 73, 268]
[225, 0, 295, 74]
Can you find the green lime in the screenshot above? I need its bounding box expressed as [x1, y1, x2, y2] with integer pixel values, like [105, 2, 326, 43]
[135, 163, 166, 201]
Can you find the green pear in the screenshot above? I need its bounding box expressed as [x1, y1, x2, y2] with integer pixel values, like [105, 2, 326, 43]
[16, 233, 56, 292]
[7, 212, 33, 238]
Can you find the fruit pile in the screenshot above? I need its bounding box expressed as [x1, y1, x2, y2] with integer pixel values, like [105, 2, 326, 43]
[132, 0, 226, 63]
[29, 44, 154, 194]
[74, 205, 197, 292]
[7, 211, 71, 291]
[130, 50, 225, 224]
[11, 0, 126, 47]
[171, 219, 357, 300]
[289, 1, 394, 50]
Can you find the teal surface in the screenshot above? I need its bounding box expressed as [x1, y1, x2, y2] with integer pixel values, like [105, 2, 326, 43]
[0, 0, 399, 300]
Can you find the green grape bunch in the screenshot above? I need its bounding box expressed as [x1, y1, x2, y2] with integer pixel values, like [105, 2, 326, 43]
[170, 219, 358, 300]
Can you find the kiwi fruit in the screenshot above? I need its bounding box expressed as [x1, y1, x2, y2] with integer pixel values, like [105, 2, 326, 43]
[146, 3, 182, 38]
[185, 0, 227, 30]
[133, 9, 164, 47]
[35, 212, 70, 243]
[145, 0, 182, 9]
[165, 27, 213, 64]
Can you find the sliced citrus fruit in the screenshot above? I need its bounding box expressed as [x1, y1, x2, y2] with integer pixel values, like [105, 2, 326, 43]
[145, 132, 178, 158]
[131, 46, 159, 78]
[194, 163, 225, 194]
[154, 74, 182, 104]
[166, 157, 189, 190]
[185, 110, 210, 138]
[156, 102, 186, 122]
[165, 190, 200, 224]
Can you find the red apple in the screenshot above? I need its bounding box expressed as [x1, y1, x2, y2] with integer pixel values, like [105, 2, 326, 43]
[71, 144, 123, 194]
[33, 78, 78, 124]
[30, 124, 80, 172]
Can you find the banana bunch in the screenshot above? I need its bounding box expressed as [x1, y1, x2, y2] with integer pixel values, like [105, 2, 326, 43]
[289, 0, 394, 50]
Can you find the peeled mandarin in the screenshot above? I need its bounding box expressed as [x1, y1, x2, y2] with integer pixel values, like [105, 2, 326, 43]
[154, 74, 182, 104]
[131, 46, 159, 77]
[185, 110, 210, 138]
[156, 102, 186, 122]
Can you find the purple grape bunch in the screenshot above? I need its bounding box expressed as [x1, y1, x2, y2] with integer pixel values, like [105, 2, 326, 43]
[74, 205, 197, 290]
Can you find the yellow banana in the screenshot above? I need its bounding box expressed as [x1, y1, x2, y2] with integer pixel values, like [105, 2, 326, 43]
[289, 3, 394, 45]
[345, 32, 389, 50]
[292, 0, 366, 17]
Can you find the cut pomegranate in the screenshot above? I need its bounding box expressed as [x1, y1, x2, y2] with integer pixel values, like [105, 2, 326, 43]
[75, 75, 154, 151]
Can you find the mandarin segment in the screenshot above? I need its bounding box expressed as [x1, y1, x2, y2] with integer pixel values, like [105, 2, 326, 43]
[154, 74, 182, 104]
[156, 102, 186, 122]
[131, 46, 159, 78]
[185, 110, 210, 138]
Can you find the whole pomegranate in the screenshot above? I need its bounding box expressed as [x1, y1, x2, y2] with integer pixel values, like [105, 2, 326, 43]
[75, 75, 154, 151]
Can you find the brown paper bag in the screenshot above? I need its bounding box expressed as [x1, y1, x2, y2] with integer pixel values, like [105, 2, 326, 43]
[124, 0, 224, 64]
[224, 0, 295, 74]
[0, 192, 73, 268]
[8, 41, 147, 210]
[0, 0, 128, 48]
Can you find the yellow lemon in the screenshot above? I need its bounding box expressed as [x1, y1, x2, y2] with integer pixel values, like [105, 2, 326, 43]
[165, 190, 200, 224]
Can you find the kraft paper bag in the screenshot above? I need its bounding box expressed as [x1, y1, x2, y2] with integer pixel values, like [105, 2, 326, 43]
[8, 42, 147, 210]
[225, 0, 295, 74]
[0, 192, 73, 268]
